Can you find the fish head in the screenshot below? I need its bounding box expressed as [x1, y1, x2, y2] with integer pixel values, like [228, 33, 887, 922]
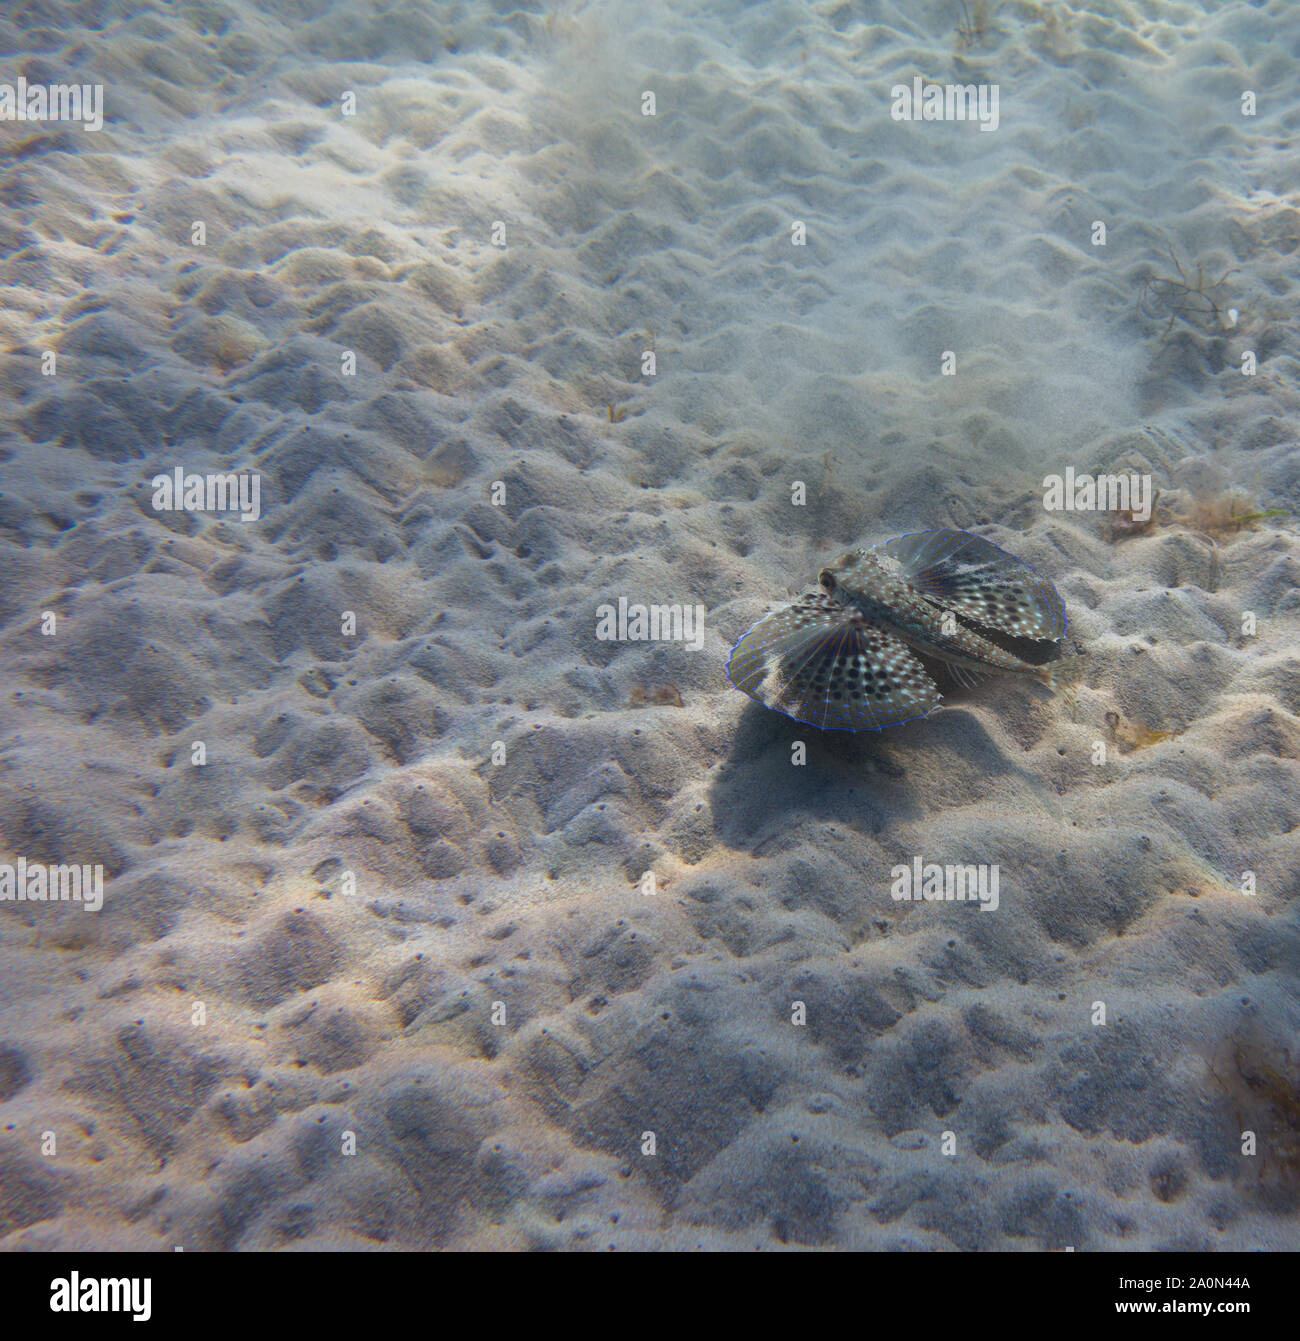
[816, 547, 866, 593]
[816, 547, 910, 612]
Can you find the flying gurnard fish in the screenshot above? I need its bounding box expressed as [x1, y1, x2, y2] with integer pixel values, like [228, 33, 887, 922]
[726, 529, 1069, 731]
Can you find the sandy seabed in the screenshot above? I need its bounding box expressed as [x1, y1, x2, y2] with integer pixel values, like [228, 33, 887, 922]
[0, 0, 1298, 1250]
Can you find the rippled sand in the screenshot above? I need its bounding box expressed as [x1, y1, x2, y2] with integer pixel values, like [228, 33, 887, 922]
[1, 0, 1297, 1249]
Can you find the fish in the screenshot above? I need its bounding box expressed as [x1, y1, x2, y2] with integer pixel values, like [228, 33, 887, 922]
[726, 528, 1069, 731]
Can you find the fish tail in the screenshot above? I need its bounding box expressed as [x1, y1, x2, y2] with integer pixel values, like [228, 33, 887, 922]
[1037, 653, 1086, 692]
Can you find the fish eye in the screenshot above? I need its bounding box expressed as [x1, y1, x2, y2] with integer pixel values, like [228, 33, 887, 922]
[818, 569, 836, 591]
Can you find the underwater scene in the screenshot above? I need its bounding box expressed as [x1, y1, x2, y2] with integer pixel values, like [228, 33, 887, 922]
[0, 0, 1297, 1255]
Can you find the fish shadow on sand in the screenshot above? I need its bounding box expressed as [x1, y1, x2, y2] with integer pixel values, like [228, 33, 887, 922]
[706, 687, 1054, 857]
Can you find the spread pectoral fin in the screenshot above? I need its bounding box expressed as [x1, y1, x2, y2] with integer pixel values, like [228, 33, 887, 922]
[876, 529, 1067, 641]
[726, 592, 942, 731]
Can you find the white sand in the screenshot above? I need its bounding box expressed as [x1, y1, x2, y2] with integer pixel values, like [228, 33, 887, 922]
[0, 0, 1298, 1249]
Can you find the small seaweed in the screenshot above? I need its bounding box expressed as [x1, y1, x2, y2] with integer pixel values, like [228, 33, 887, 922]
[1020, 2, 1073, 60]
[544, 0, 579, 42]
[608, 403, 628, 423]
[1105, 709, 1174, 753]
[1208, 1033, 1300, 1204]
[1138, 245, 1239, 340]
[1108, 487, 1161, 541]
[628, 683, 684, 709]
[1168, 490, 1287, 538]
[954, 0, 998, 50]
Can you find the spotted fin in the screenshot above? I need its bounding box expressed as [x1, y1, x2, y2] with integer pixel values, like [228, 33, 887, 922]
[726, 592, 942, 731]
[876, 529, 1067, 641]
